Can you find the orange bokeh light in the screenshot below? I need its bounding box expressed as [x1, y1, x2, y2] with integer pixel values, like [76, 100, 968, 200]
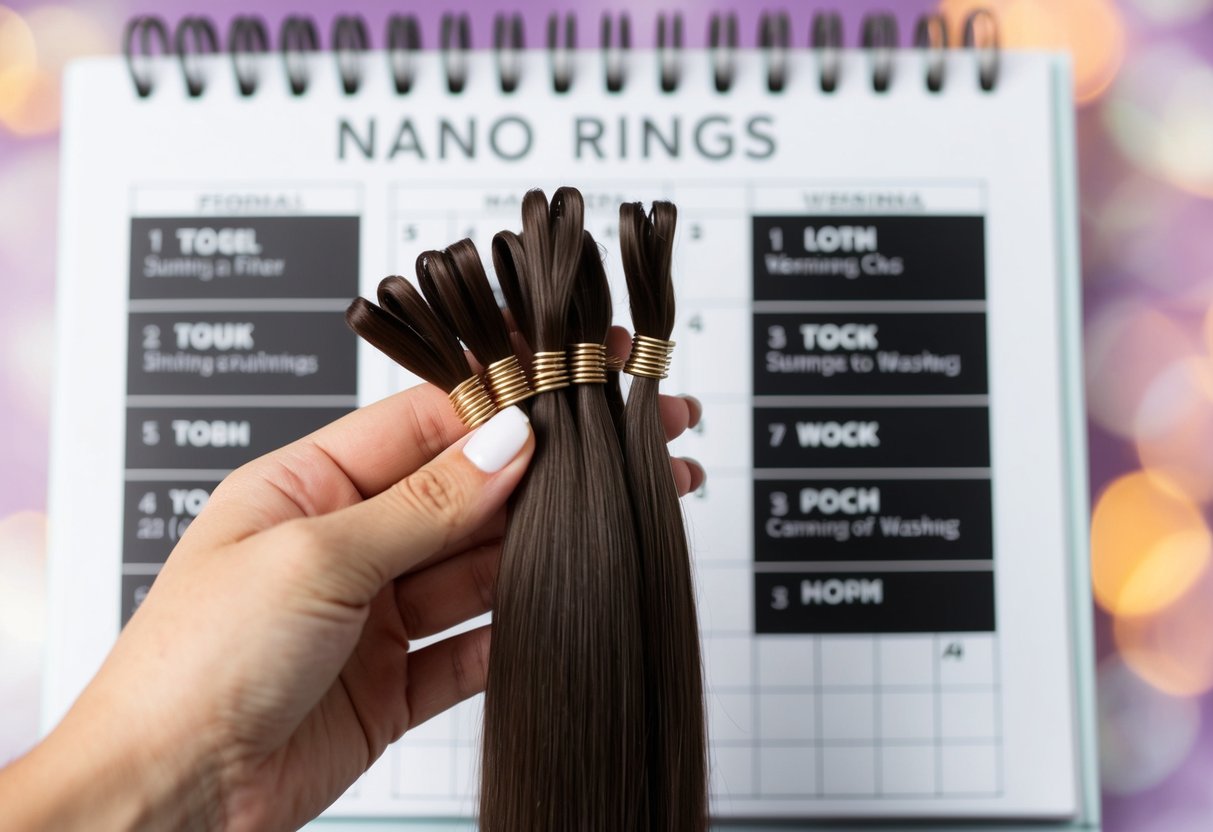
[939, 0, 1125, 104]
[0, 5, 106, 137]
[1090, 471, 1211, 617]
[0, 65, 58, 135]
[1115, 562, 1213, 696]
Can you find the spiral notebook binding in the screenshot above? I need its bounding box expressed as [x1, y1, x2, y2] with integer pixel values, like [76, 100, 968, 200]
[494, 13, 524, 93]
[387, 14, 422, 94]
[601, 13, 631, 93]
[812, 11, 843, 92]
[229, 16, 269, 97]
[758, 11, 790, 93]
[280, 15, 319, 96]
[862, 13, 898, 93]
[441, 13, 471, 93]
[122, 9, 1002, 99]
[707, 13, 737, 93]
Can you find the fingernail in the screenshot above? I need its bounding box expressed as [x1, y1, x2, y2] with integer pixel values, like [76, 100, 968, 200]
[464, 406, 531, 473]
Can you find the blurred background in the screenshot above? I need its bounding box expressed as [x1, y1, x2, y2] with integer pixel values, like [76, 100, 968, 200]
[1, 0, 1211, 828]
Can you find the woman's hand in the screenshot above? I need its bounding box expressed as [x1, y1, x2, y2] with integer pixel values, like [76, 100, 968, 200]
[1, 372, 703, 831]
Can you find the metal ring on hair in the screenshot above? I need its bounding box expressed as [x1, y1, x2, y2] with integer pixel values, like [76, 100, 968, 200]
[862, 13, 899, 93]
[601, 13, 630, 93]
[494, 13, 524, 93]
[758, 11, 790, 93]
[441, 13, 471, 93]
[963, 9, 1000, 92]
[656, 12, 683, 93]
[486, 355, 535, 408]
[531, 351, 571, 393]
[548, 12, 576, 93]
[279, 15, 319, 96]
[811, 11, 843, 93]
[387, 14, 421, 94]
[123, 15, 170, 97]
[914, 14, 948, 93]
[605, 355, 626, 373]
[449, 374, 498, 429]
[332, 15, 369, 95]
[708, 12, 737, 93]
[175, 16, 219, 98]
[569, 343, 608, 385]
[623, 334, 675, 380]
[228, 16, 268, 97]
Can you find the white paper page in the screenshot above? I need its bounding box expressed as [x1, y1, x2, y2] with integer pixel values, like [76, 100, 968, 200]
[49, 48, 1090, 821]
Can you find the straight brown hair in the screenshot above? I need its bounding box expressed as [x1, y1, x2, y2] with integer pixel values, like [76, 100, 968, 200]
[345, 272, 473, 395]
[620, 200, 709, 832]
[417, 239, 517, 372]
[346, 190, 706, 831]
[481, 188, 648, 831]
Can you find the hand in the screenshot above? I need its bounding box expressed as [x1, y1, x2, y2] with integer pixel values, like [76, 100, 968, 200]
[1, 374, 703, 831]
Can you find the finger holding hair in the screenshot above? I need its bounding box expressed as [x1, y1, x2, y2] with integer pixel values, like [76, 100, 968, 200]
[276, 406, 534, 611]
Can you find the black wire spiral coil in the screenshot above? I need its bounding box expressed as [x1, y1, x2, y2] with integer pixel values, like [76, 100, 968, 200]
[122, 10, 1001, 98]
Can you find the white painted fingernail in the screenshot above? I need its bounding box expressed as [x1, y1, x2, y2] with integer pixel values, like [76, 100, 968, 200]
[463, 406, 531, 473]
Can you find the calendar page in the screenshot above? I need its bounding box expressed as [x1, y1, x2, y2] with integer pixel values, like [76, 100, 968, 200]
[47, 46, 1096, 825]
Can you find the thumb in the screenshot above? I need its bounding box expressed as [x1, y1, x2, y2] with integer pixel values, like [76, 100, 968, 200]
[285, 405, 533, 606]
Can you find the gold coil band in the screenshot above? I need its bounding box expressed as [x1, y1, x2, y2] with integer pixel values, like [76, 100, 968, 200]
[568, 343, 608, 384]
[448, 374, 497, 428]
[605, 354, 625, 373]
[485, 355, 534, 408]
[531, 350, 571, 393]
[623, 334, 675, 380]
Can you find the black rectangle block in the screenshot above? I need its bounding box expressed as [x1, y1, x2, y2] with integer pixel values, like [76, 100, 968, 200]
[125, 406, 351, 470]
[752, 215, 985, 301]
[753, 478, 993, 561]
[755, 570, 996, 633]
[127, 312, 357, 396]
[129, 216, 360, 299]
[753, 406, 990, 469]
[753, 312, 988, 396]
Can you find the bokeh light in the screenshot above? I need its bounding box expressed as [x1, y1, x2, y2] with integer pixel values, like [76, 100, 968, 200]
[1085, 301, 1198, 437]
[1098, 654, 1201, 794]
[0, 5, 38, 133]
[1135, 358, 1213, 501]
[0, 145, 59, 284]
[23, 6, 108, 74]
[1104, 43, 1213, 199]
[1115, 563, 1213, 696]
[1125, 0, 1213, 25]
[1091, 470, 1211, 617]
[0, 5, 106, 136]
[0, 300, 54, 423]
[939, 0, 1125, 103]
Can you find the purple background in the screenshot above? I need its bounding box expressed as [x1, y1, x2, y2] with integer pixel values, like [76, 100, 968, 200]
[3, 1, 1213, 827]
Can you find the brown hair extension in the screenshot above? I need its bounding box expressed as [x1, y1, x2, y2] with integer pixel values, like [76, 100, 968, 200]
[417, 240, 516, 372]
[345, 274, 474, 396]
[481, 188, 646, 831]
[620, 200, 709, 832]
[567, 227, 649, 826]
[347, 191, 704, 831]
[491, 230, 531, 348]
